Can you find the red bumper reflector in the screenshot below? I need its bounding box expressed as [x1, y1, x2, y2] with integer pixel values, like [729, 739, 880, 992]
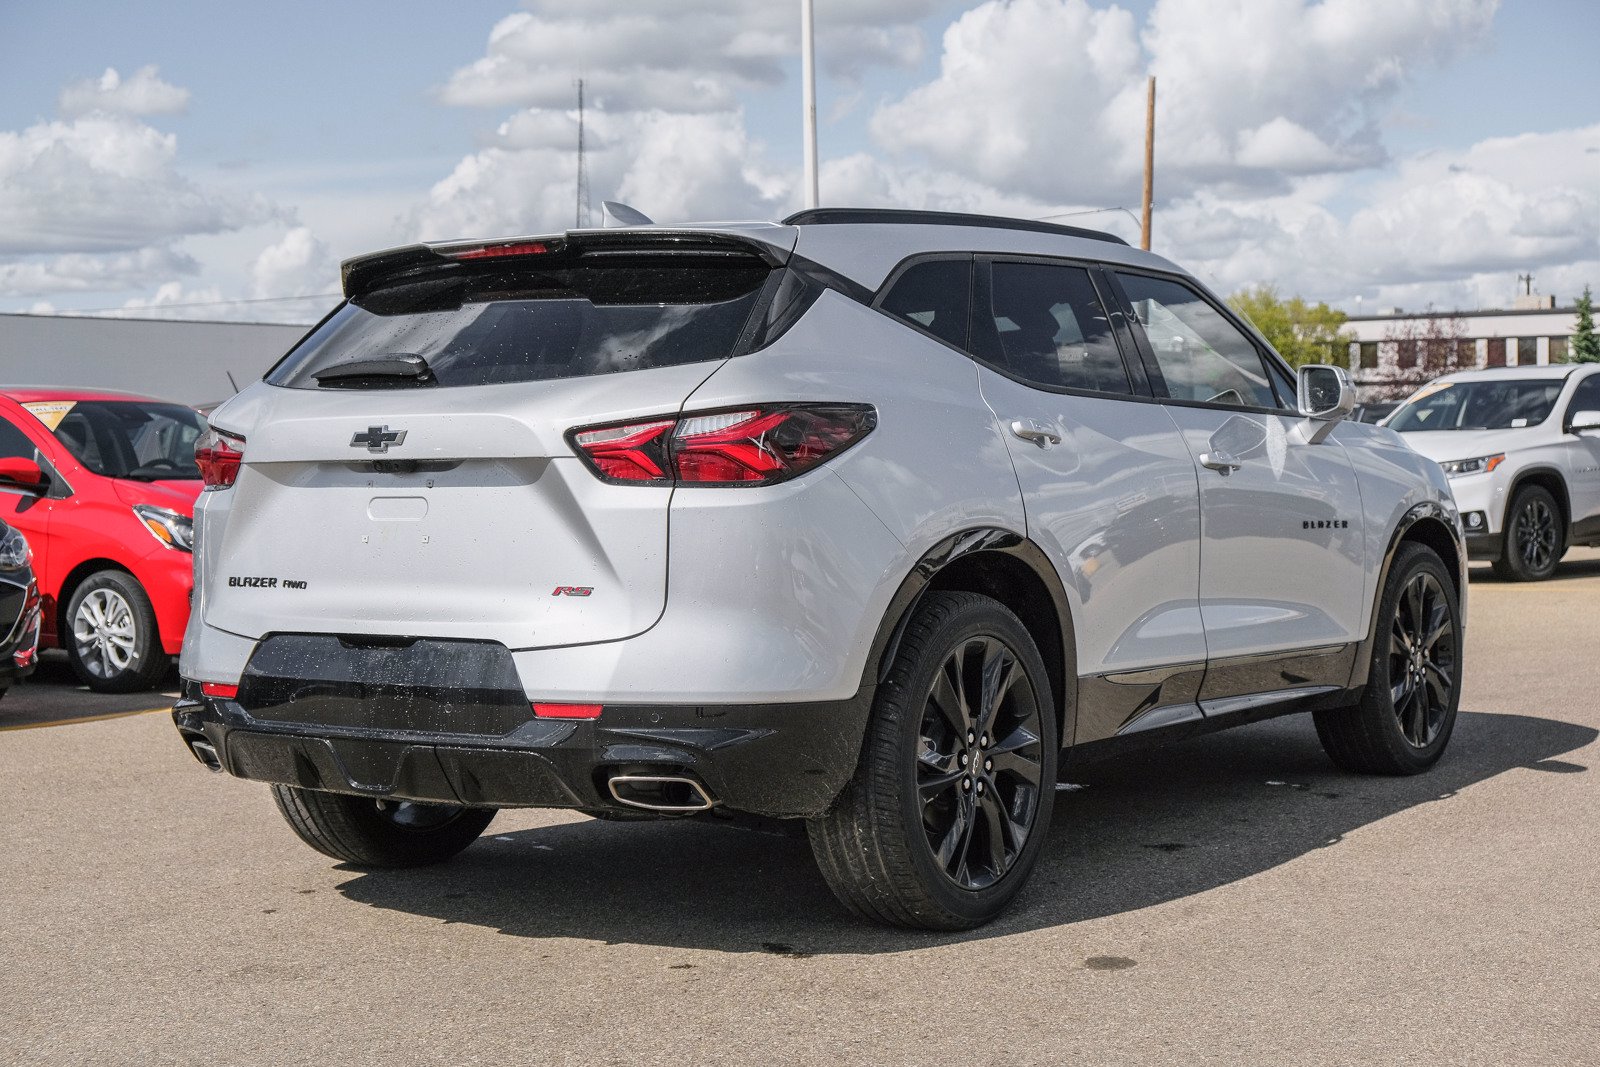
[201, 682, 239, 699]
[532, 702, 603, 719]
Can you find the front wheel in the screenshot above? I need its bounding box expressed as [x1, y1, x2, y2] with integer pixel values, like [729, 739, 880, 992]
[271, 785, 496, 867]
[1315, 542, 1462, 775]
[1492, 485, 1563, 581]
[64, 570, 169, 693]
[808, 591, 1058, 930]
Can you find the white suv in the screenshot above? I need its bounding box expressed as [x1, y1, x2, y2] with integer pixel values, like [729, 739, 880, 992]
[1387, 364, 1600, 581]
[173, 209, 1466, 929]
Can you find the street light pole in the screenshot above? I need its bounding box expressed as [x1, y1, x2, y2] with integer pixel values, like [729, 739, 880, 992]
[1140, 76, 1155, 251]
[801, 0, 819, 209]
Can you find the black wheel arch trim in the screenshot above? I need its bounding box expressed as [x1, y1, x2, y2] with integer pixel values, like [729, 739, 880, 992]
[1347, 501, 1466, 690]
[863, 527, 1078, 746]
[1503, 466, 1571, 530]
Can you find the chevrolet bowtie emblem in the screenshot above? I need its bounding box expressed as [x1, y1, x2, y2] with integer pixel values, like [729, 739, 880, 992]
[351, 425, 406, 453]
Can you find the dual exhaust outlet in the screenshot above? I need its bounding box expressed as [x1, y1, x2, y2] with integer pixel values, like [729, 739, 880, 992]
[606, 773, 715, 814]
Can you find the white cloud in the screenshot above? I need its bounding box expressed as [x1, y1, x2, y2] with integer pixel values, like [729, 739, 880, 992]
[0, 246, 198, 298]
[440, 1, 941, 112]
[249, 226, 336, 299]
[58, 65, 191, 118]
[871, 0, 1499, 201]
[0, 112, 277, 255]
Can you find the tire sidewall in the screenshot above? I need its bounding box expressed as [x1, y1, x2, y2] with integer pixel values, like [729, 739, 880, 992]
[888, 597, 1058, 925]
[1365, 544, 1462, 770]
[64, 570, 163, 693]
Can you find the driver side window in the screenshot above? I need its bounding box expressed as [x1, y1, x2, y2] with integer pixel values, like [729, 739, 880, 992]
[1567, 374, 1600, 423]
[1116, 273, 1279, 410]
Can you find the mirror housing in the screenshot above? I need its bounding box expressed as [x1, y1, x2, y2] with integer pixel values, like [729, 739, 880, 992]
[0, 457, 47, 495]
[1569, 409, 1600, 434]
[1294, 365, 1356, 445]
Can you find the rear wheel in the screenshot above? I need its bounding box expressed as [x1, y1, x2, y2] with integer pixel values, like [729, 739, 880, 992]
[1315, 543, 1461, 775]
[64, 570, 168, 693]
[808, 591, 1057, 930]
[1492, 485, 1563, 581]
[271, 785, 496, 867]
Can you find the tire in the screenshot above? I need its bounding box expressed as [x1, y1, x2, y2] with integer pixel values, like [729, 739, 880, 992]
[807, 591, 1058, 930]
[1315, 542, 1462, 775]
[1492, 484, 1564, 581]
[64, 569, 168, 693]
[271, 785, 496, 867]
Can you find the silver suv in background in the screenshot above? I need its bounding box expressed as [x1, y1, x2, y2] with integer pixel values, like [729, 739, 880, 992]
[173, 209, 1466, 929]
[1387, 364, 1600, 580]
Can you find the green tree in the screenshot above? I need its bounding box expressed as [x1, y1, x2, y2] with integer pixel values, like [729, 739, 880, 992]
[1228, 285, 1352, 368]
[1572, 285, 1600, 363]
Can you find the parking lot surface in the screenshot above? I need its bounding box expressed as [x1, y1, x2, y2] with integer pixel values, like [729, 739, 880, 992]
[3, 555, 1598, 1066]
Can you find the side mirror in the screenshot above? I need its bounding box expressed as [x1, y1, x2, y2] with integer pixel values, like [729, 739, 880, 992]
[1295, 365, 1356, 445]
[0, 457, 47, 495]
[1569, 410, 1600, 434]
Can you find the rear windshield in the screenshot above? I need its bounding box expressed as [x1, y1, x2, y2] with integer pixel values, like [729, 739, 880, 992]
[42, 400, 206, 481]
[268, 255, 772, 389]
[1388, 379, 1564, 431]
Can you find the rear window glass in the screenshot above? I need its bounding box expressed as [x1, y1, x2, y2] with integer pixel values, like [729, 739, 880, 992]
[880, 258, 971, 349]
[268, 255, 772, 389]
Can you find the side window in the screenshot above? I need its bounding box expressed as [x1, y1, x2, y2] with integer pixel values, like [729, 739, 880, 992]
[878, 258, 971, 350]
[1567, 374, 1600, 421]
[0, 417, 38, 462]
[1116, 273, 1278, 409]
[978, 262, 1130, 394]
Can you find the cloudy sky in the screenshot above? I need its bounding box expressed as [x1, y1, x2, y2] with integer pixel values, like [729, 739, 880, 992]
[2, 0, 1596, 323]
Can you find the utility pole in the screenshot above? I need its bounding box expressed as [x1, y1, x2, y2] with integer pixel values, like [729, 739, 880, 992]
[800, 0, 819, 209]
[1140, 76, 1155, 251]
[1519, 272, 1534, 296]
[574, 77, 591, 228]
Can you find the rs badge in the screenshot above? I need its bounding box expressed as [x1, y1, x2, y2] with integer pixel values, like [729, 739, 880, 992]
[551, 586, 593, 597]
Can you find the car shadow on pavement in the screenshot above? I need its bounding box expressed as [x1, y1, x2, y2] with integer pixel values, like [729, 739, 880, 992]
[1470, 556, 1600, 583]
[336, 709, 1595, 956]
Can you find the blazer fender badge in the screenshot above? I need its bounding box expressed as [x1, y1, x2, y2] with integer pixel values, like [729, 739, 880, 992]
[551, 586, 593, 597]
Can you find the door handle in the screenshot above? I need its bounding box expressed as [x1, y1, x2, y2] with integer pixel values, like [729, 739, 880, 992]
[1199, 450, 1242, 475]
[1009, 420, 1062, 448]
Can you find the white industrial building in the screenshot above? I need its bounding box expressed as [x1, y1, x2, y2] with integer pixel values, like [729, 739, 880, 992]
[1340, 297, 1584, 399]
[0, 312, 310, 407]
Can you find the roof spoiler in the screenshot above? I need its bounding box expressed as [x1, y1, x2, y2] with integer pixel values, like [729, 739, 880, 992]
[339, 228, 788, 300]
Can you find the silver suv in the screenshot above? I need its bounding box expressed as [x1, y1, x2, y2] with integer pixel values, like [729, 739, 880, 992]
[173, 209, 1466, 929]
[1387, 364, 1600, 581]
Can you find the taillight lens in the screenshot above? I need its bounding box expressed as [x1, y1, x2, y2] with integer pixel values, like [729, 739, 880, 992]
[195, 428, 245, 491]
[569, 405, 875, 487]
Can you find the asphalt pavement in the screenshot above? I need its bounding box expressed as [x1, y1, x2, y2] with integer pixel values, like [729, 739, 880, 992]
[2, 554, 1597, 1066]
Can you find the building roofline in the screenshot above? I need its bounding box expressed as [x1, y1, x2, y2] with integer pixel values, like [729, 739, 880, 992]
[0, 311, 316, 329]
[1344, 305, 1577, 323]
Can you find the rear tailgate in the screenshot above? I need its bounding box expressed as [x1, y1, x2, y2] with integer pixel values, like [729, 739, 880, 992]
[202, 231, 793, 650]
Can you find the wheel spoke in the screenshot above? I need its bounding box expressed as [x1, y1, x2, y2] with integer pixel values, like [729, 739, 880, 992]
[976, 640, 1017, 734]
[934, 798, 975, 876]
[918, 768, 965, 802]
[928, 667, 969, 736]
[988, 728, 1042, 789]
[977, 793, 1009, 876]
[1423, 661, 1453, 706]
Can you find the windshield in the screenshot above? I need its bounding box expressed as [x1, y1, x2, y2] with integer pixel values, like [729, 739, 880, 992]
[42, 401, 207, 480]
[1387, 379, 1564, 432]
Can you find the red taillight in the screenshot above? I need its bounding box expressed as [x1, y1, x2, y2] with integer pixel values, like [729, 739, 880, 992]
[195, 428, 244, 491]
[569, 405, 875, 487]
[200, 682, 238, 699]
[532, 702, 603, 719]
[446, 241, 554, 260]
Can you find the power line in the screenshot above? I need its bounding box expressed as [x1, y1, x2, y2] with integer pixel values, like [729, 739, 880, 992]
[42, 292, 342, 316]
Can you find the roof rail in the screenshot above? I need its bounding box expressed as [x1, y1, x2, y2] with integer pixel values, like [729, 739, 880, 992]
[780, 208, 1129, 246]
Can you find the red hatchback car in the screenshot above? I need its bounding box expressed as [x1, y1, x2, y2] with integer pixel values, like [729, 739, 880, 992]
[0, 388, 204, 692]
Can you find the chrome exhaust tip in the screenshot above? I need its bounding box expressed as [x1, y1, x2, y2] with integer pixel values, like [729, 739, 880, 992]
[188, 738, 223, 773]
[606, 774, 715, 814]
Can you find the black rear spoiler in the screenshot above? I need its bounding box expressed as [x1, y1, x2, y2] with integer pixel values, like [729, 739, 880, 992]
[339, 230, 791, 300]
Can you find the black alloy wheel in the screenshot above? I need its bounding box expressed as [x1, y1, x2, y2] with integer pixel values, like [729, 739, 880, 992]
[1314, 542, 1462, 775]
[808, 591, 1058, 929]
[1494, 485, 1563, 581]
[1388, 570, 1456, 748]
[917, 635, 1046, 891]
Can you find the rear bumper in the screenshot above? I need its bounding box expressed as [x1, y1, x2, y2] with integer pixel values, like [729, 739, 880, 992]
[171, 681, 873, 820]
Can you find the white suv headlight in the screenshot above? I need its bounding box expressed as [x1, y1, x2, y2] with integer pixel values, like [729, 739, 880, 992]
[133, 505, 195, 552]
[1440, 453, 1505, 479]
